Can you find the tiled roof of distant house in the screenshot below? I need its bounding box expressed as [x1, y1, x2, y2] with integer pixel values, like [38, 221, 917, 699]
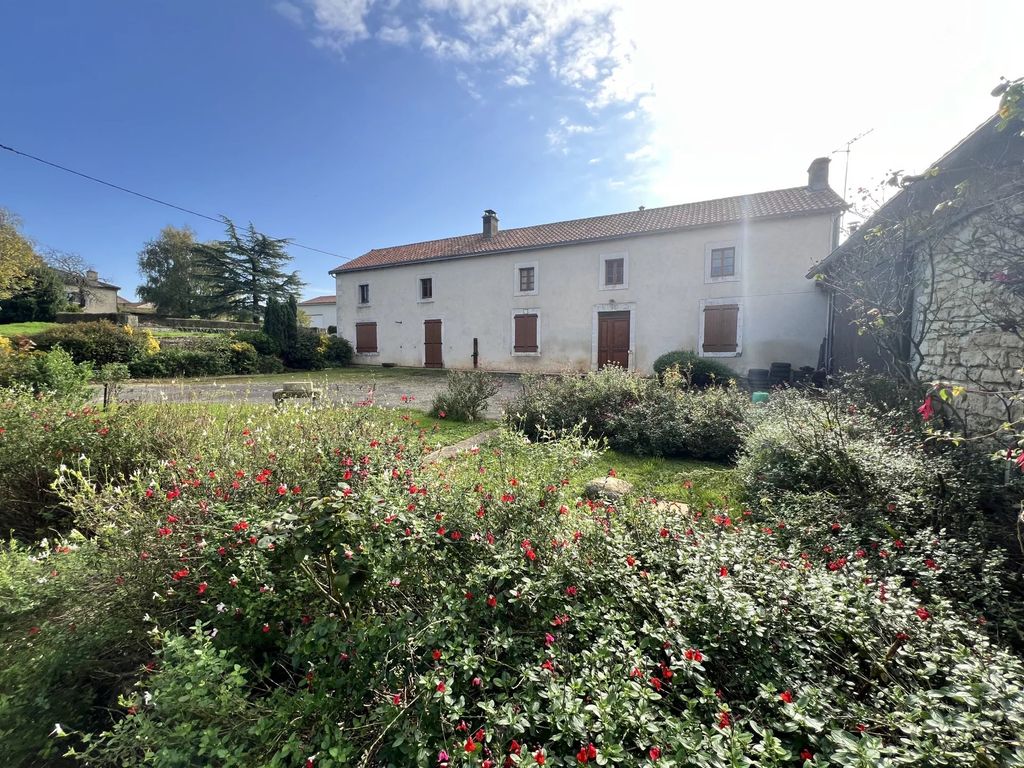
[298, 295, 337, 305]
[332, 185, 845, 274]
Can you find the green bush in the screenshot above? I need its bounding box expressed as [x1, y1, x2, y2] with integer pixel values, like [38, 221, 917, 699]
[232, 330, 280, 356]
[430, 369, 500, 421]
[283, 331, 326, 370]
[0, 345, 94, 399]
[323, 335, 353, 367]
[507, 366, 652, 440]
[256, 354, 285, 374]
[607, 384, 749, 460]
[0, 422, 1019, 766]
[652, 350, 737, 388]
[736, 388, 996, 534]
[34, 321, 144, 366]
[507, 367, 747, 460]
[128, 340, 259, 378]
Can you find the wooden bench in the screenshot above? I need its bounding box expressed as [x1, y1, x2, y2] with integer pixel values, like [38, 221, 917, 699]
[272, 381, 323, 407]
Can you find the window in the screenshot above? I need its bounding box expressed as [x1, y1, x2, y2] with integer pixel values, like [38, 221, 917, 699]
[605, 257, 624, 286]
[513, 313, 538, 354]
[419, 277, 433, 301]
[355, 322, 378, 354]
[514, 261, 539, 296]
[700, 301, 741, 356]
[709, 247, 735, 278]
[519, 267, 535, 293]
[705, 240, 740, 283]
[599, 253, 628, 289]
[358, 283, 370, 304]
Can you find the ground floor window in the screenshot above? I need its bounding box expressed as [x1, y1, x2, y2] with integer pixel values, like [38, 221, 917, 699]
[513, 312, 538, 353]
[700, 301, 741, 355]
[355, 322, 378, 353]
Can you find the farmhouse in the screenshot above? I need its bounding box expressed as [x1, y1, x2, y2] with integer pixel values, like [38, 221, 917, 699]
[331, 160, 845, 374]
[59, 268, 119, 314]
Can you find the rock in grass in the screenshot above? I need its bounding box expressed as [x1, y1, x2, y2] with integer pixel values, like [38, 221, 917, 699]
[584, 476, 634, 502]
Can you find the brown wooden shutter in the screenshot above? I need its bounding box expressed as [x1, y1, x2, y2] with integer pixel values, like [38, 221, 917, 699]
[355, 322, 377, 353]
[514, 314, 538, 352]
[702, 305, 739, 353]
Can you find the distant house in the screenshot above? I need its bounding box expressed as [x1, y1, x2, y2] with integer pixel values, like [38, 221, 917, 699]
[298, 295, 337, 331]
[117, 297, 156, 314]
[331, 159, 844, 374]
[59, 269, 120, 314]
[811, 111, 1024, 432]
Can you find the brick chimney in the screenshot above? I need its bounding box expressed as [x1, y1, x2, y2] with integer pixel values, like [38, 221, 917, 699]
[85, 269, 98, 282]
[482, 209, 499, 239]
[807, 157, 830, 191]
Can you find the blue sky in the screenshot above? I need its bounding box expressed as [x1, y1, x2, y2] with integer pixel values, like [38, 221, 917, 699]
[2, 1, 1022, 300]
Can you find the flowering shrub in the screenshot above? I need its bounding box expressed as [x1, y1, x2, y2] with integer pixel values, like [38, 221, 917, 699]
[1, 403, 1022, 766]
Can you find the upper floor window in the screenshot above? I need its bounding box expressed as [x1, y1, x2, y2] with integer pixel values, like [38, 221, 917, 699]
[519, 267, 535, 292]
[514, 261, 539, 296]
[705, 240, 740, 283]
[419, 277, 433, 301]
[358, 283, 370, 305]
[600, 253, 628, 290]
[709, 247, 735, 278]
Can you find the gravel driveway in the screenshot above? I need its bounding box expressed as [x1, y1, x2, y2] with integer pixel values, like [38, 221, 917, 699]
[117, 369, 525, 419]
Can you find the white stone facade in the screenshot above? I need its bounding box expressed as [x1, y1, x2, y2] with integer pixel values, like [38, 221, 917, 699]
[335, 212, 838, 375]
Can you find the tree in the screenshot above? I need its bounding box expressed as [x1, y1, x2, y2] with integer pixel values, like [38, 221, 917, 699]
[0, 208, 41, 301]
[46, 250, 97, 310]
[0, 264, 68, 322]
[137, 225, 207, 317]
[195, 219, 303, 322]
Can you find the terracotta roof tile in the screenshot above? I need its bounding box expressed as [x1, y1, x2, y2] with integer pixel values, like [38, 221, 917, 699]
[332, 185, 845, 273]
[299, 295, 337, 305]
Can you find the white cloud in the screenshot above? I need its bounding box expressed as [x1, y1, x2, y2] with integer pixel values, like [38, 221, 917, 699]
[546, 116, 596, 151]
[588, 157, 602, 164]
[273, 0, 305, 26]
[378, 24, 410, 44]
[624, 143, 654, 162]
[505, 73, 530, 87]
[308, 0, 375, 48]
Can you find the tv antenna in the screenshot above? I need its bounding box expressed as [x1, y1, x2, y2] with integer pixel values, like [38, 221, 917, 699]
[832, 128, 874, 204]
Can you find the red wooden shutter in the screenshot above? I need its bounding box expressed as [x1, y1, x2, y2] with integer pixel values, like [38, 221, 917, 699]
[355, 322, 377, 353]
[514, 314, 538, 352]
[702, 305, 738, 353]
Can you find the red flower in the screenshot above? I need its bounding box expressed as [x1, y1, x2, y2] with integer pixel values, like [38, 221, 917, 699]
[171, 568, 189, 581]
[436, 681, 446, 693]
[232, 520, 249, 532]
[587, 744, 597, 760]
[566, 585, 578, 597]
[577, 747, 588, 763]
[392, 693, 402, 705]
[779, 690, 793, 703]
[261, 623, 270, 633]
[626, 555, 636, 567]
[432, 649, 442, 661]
[166, 515, 180, 524]
[465, 739, 477, 753]
[276, 484, 288, 496]
[719, 566, 729, 578]
[683, 648, 704, 662]
[800, 748, 814, 761]
[157, 526, 172, 537]
[916, 606, 931, 621]
[650, 677, 662, 691]
[487, 594, 497, 608]
[649, 746, 661, 760]
[534, 751, 545, 765]
[917, 396, 934, 421]
[197, 582, 208, 595]
[717, 711, 731, 729]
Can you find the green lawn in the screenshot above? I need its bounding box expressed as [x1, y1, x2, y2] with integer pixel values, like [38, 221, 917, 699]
[0, 321, 59, 337]
[581, 449, 738, 501]
[135, 365, 452, 386]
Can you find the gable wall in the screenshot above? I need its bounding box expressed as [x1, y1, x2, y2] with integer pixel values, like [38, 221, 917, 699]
[335, 213, 836, 375]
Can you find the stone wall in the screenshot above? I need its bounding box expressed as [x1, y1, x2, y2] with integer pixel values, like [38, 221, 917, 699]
[912, 214, 1023, 437]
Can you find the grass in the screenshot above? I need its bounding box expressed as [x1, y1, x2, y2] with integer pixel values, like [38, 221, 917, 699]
[585, 449, 738, 502]
[128, 401, 496, 449]
[0, 321, 59, 337]
[131, 365, 452, 386]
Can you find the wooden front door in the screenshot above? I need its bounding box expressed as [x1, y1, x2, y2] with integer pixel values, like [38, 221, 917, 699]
[424, 319, 443, 368]
[597, 311, 630, 369]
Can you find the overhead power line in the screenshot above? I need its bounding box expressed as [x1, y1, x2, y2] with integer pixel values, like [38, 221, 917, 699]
[0, 141, 349, 262]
